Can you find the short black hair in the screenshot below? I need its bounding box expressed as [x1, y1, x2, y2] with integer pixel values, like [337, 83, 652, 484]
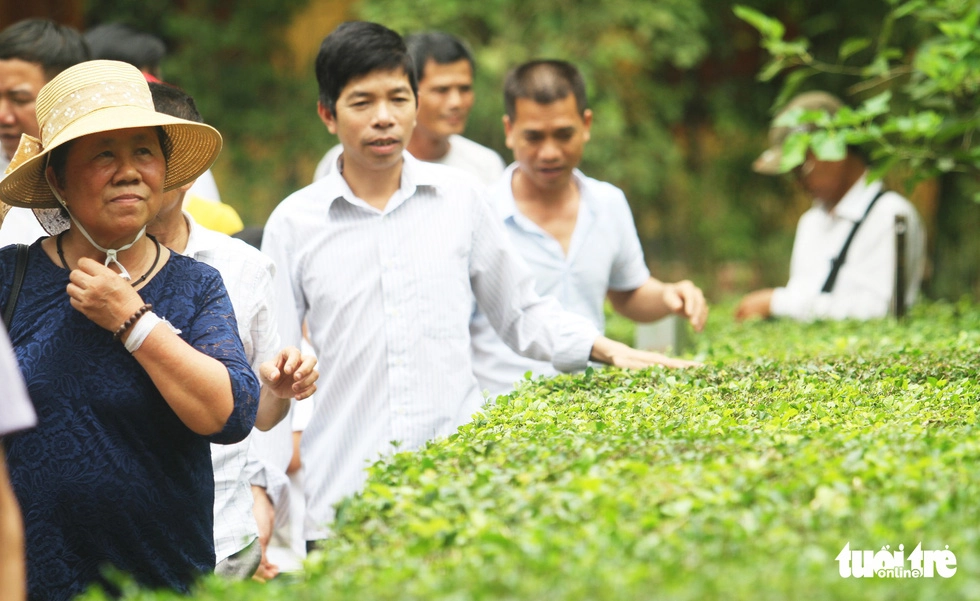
[149, 82, 204, 123]
[504, 60, 588, 121]
[315, 21, 417, 117]
[84, 23, 166, 72]
[405, 31, 474, 82]
[0, 18, 90, 80]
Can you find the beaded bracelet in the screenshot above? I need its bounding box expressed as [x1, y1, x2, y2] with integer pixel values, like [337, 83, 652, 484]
[113, 303, 153, 341]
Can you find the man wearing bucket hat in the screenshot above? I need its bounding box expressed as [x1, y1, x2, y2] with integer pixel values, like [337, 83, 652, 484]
[735, 90, 926, 321]
[0, 18, 89, 244]
[0, 60, 262, 598]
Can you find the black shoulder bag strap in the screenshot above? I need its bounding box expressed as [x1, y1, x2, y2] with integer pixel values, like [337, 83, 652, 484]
[821, 188, 888, 294]
[3, 244, 29, 331]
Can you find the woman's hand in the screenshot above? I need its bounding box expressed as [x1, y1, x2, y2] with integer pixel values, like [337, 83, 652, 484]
[66, 257, 145, 332]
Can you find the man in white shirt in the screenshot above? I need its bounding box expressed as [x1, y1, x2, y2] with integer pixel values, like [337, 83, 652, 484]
[263, 21, 697, 548]
[147, 82, 318, 580]
[0, 19, 89, 244]
[313, 30, 504, 186]
[0, 323, 35, 601]
[471, 60, 708, 399]
[735, 91, 926, 321]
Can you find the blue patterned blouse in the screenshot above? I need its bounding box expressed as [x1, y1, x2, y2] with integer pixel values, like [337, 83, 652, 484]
[0, 241, 259, 601]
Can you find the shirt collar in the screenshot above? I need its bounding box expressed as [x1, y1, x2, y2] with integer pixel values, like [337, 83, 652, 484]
[320, 151, 438, 215]
[498, 164, 595, 225]
[826, 171, 882, 222]
[182, 210, 224, 257]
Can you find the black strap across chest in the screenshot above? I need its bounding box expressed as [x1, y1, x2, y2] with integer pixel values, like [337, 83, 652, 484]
[821, 188, 888, 294]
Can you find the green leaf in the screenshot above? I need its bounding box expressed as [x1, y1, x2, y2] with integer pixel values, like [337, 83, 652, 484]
[859, 91, 892, 118]
[810, 130, 847, 162]
[758, 58, 787, 82]
[778, 131, 810, 173]
[839, 37, 872, 61]
[732, 5, 784, 41]
[774, 69, 815, 108]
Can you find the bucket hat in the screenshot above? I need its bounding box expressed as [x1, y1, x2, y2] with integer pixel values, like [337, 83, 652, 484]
[753, 91, 843, 175]
[0, 59, 221, 233]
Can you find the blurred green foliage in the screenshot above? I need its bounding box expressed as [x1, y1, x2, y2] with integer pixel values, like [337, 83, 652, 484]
[82, 0, 979, 300]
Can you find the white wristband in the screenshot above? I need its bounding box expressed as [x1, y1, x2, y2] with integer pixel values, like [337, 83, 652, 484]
[123, 312, 181, 353]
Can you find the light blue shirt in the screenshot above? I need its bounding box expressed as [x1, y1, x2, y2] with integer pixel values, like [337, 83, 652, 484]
[262, 153, 598, 540]
[471, 164, 651, 398]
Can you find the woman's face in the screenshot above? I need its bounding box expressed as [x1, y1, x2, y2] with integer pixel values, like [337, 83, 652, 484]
[47, 126, 166, 245]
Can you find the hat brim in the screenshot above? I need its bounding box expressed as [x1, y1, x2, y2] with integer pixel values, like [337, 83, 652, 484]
[0, 106, 221, 209]
[752, 146, 784, 175]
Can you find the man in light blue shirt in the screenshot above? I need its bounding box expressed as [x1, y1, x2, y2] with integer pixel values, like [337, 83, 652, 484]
[262, 23, 698, 547]
[471, 60, 709, 398]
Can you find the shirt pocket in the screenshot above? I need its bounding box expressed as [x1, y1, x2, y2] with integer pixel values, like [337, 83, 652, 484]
[416, 259, 471, 340]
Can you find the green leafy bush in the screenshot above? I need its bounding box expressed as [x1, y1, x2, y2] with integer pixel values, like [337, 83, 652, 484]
[734, 0, 980, 185]
[78, 300, 980, 600]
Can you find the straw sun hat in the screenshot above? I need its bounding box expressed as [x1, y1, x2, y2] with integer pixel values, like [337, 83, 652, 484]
[0, 59, 221, 234]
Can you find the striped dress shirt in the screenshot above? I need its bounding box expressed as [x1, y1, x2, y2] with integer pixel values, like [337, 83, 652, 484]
[262, 153, 599, 541]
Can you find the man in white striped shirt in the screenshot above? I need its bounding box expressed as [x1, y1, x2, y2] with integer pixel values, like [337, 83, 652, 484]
[147, 83, 318, 580]
[262, 21, 697, 548]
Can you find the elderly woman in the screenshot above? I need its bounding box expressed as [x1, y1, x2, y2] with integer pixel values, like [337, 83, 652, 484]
[0, 61, 260, 600]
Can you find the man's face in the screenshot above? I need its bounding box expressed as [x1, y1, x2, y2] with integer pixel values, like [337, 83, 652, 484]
[794, 152, 849, 206]
[415, 58, 474, 141]
[0, 59, 46, 160]
[318, 68, 417, 175]
[505, 95, 592, 193]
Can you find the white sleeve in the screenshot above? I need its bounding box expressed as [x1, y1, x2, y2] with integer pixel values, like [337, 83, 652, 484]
[0, 324, 35, 436]
[261, 210, 305, 351]
[608, 191, 652, 291]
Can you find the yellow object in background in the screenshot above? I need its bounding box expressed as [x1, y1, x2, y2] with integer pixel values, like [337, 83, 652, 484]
[183, 194, 244, 235]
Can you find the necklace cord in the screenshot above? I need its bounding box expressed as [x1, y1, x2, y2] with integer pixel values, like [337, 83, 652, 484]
[57, 232, 161, 288]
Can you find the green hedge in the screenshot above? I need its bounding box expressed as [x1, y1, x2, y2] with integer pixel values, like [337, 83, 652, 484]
[81, 301, 980, 600]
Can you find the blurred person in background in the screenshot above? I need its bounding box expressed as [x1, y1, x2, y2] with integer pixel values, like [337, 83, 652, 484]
[0, 18, 89, 245]
[735, 91, 926, 321]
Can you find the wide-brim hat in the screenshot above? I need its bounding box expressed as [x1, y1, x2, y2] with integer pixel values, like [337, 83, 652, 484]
[753, 91, 844, 175]
[0, 59, 221, 216]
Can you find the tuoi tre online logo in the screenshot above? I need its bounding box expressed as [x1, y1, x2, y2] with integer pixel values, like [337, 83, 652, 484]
[836, 542, 957, 578]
